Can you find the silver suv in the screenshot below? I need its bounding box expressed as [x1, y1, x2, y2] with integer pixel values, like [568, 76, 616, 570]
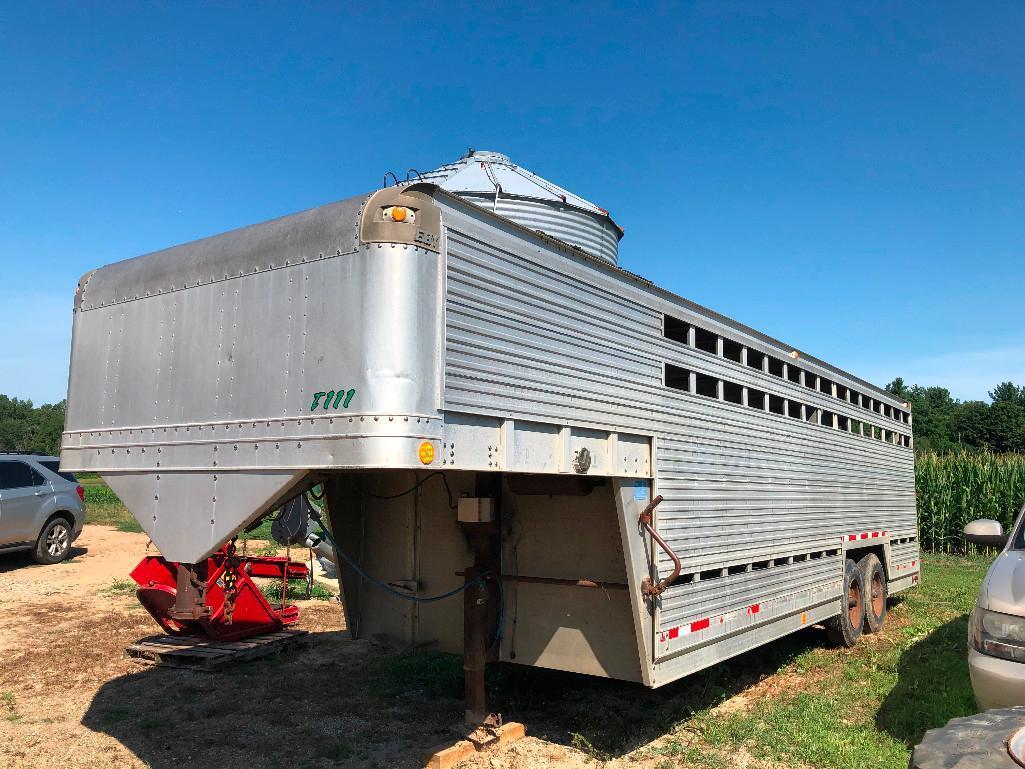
[0, 453, 85, 564]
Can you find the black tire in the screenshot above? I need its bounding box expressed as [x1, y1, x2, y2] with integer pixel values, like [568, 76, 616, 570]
[825, 557, 864, 648]
[859, 553, 887, 633]
[32, 516, 72, 564]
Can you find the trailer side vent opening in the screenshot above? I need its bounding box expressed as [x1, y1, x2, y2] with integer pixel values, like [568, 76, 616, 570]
[61, 148, 918, 726]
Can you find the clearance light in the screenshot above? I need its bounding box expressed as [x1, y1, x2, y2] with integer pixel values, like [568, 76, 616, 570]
[789, 350, 800, 359]
[418, 441, 435, 465]
[384, 206, 415, 223]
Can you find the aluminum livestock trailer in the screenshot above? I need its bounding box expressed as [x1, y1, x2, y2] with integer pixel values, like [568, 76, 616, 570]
[62, 150, 919, 722]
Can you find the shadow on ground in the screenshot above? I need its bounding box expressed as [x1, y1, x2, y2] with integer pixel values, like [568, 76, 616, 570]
[82, 624, 825, 768]
[876, 613, 977, 746]
[0, 546, 87, 573]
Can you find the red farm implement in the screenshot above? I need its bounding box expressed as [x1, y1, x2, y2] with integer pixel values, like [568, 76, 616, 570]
[130, 542, 311, 642]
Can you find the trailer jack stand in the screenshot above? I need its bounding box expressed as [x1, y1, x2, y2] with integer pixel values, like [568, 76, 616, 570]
[422, 715, 526, 769]
[460, 521, 501, 725]
[421, 514, 527, 768]
[466, 713, 504, 749]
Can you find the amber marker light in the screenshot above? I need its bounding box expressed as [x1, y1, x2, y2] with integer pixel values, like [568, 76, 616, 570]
[789, 350, 800, 359]
[391, 206, 407, 222]
[418, 441, 435, 465]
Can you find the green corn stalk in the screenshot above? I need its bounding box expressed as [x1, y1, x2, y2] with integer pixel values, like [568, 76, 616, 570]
[915, 451, 1025, 553]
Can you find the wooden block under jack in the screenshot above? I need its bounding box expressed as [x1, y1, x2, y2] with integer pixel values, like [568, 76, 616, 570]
[422, 722, 526, 769]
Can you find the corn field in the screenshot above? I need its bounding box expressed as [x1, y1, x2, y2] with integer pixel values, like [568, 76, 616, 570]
[917, 452, 1025, 553]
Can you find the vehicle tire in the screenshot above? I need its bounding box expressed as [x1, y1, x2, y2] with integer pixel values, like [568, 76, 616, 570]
[825, 557, 864, 648]
[859, 553, 887, 633]
[32, 516, 72, 564]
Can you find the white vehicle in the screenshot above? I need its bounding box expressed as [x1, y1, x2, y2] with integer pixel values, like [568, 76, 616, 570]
[61, 150, 919, 720]
[965, 510, 1025, 710]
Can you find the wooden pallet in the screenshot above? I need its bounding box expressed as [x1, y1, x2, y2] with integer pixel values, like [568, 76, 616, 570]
[125, 629, 309, 670]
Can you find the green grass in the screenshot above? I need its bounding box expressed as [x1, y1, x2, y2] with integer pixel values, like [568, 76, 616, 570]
[2, 691, 20, 723]
[99, 578, 139, 597]
[370, 650, 465, 699]
[370, 554, 989, 768]
[240, 517, 275, 542]
[664, 554, 989, 769]
[258, 577, 336, 603]
[83, 482, 142, 532]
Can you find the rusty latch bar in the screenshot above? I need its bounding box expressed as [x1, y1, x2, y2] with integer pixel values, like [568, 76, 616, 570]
[638, 495, 682, 598]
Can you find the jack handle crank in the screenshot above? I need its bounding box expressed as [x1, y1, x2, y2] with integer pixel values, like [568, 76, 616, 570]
[638, 495, 681, 598]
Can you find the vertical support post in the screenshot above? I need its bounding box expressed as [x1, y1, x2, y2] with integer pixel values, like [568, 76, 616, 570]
[462, 473, 502, 725]
[463, 560, 487, 724]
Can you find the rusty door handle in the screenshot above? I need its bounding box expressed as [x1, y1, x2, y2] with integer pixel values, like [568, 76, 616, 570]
[638, 495, 681, 598]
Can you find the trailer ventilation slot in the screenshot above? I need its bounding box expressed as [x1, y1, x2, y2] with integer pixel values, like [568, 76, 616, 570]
[659, 363, 912, 446]
[665, 364, 690, 392]
[659, 312, 912, 432]
[694, 373, 718, 399]
[670, 546, 846, 591]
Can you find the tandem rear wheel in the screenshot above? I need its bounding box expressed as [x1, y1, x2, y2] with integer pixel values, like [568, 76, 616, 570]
[826, 558, 866, 647]
[826, 554, 889, 647]
[858, 553, 888, 633]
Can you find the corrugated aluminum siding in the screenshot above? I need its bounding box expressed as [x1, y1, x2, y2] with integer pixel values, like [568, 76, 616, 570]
[458, 192, 620, 266]
[441, 207, 917, 641]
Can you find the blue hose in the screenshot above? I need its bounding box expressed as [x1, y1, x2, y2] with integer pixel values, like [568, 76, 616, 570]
[309, 509, 504, 644]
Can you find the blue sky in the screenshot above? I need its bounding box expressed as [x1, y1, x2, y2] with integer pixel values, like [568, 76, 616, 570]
[1, 2, 1022, 405]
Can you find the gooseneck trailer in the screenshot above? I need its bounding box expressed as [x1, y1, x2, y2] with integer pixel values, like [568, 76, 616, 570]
[62, 150, 918, 722]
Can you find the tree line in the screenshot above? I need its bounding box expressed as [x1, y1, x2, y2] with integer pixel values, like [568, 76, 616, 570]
[886, 378, 1025, 454]
[0, 395, 66, 457]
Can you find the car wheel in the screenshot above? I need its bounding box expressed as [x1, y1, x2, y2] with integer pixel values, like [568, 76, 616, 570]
[859, 553, 887, 633]
[825, 557, 864, 648]
[33, 517, 72, 564]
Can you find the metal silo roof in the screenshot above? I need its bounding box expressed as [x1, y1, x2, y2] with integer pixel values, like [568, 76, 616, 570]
[417, 149, 623, 264]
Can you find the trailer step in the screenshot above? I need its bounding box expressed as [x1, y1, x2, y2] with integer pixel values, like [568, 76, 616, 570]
[125, 629, 309, 670]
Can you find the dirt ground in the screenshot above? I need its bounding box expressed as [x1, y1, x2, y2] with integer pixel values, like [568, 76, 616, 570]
[0, 525, 787, 769]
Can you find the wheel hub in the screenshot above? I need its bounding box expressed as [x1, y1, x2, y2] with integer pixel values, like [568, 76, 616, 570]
[46, 524, 69, 557]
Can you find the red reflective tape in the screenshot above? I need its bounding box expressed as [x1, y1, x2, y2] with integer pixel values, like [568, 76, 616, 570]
[748, 604, 761, 615]
[690, 618, 710, 633]
[883, 531, 888, 536]
[861, 533, 869, 539]
[871, 531, 879, 537]
[848, 534, 856, 541]
[668, 627, 679, 639]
